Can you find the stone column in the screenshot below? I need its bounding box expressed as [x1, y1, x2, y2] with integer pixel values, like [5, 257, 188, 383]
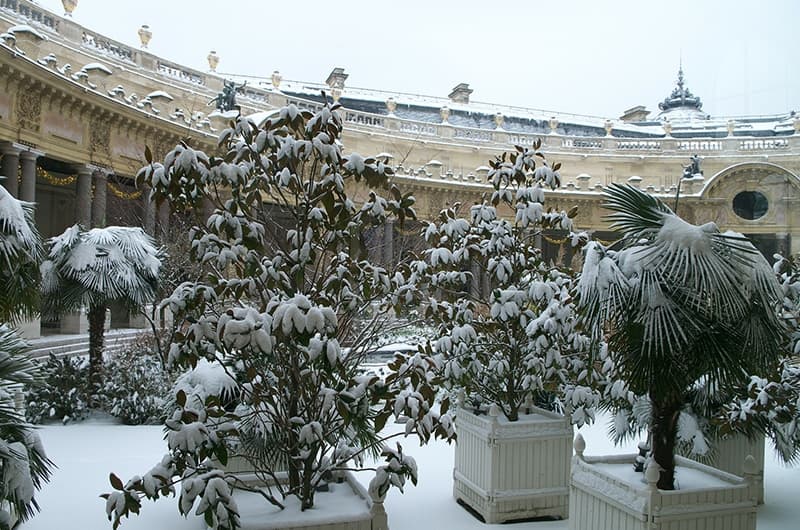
[0, 143, 21, 197]
[470, 260, 482, 300]
[141, 183, 156, 235]
[382, 220, 394, 265]
[156, 200, 170, 239]
[92, 170, 108, 228]
[19, 150, 40, 203]
[75, 165, 93, 228]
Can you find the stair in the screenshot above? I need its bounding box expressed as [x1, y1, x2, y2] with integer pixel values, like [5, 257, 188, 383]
[26, 328, 149, 360]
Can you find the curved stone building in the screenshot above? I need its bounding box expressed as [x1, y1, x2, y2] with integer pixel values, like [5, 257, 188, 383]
[2, 0, 799, 336]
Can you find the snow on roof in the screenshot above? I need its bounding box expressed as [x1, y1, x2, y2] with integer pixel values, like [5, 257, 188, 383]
[6, 24, 46, 40]
[145, 90, 173, 100]
[80, 62, 113, 75]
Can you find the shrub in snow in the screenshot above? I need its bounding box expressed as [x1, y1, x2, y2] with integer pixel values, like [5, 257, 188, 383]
[0, 326, 54, 525]
[100, 338, 174, 425]
[24, 354, 90, 424]
[103, 101, 455, 530]
[419, 143, 602, 423]
[40, 226, 163, 389]
[576, 184, 790, 490]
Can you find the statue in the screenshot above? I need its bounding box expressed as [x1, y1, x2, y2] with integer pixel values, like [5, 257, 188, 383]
[209, 79, 246, 112]
[682, 154, 702, 179]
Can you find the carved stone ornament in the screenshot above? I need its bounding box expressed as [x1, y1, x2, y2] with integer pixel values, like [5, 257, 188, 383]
[90, 116, 111, 156]
[16, 90, 42, 132]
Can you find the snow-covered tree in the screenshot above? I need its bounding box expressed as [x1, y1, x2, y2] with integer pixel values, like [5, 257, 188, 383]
[419, 144, 602, 424]
[577, 184, 788, 490]
[0, 184, 42, 322]
[102, 101, 454, 529]
[41, 226, 163, 387]
[0, 185, 52, 526]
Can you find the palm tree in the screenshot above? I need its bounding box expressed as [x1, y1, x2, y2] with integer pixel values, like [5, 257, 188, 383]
[41, 225, 163, 388]
[0, 185, 53, 524]
[577, 184, 785, 490]
[0, 185, 42, 322]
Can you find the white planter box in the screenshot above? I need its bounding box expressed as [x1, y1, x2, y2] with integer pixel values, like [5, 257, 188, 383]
[229, 471, 387, 530]
[684, 434, 765, 505]
[569, 443, 759, 530]
[453, 405, 573, 523]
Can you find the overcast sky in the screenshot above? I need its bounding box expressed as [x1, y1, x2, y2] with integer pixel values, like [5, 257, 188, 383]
[33, 0, 799, 119]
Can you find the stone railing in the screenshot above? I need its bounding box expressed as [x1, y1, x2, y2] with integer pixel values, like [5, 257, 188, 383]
[0, 0, 59, 32]
[80, 28, 135, 63]
[344, 110, 385, 128]
[157, 59, 205, 85]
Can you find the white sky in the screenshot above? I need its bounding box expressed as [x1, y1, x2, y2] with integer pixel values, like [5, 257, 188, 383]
[31, 0, 800, 119]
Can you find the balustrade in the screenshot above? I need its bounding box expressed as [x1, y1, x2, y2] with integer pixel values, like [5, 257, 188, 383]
[344, 112, 385, 128]
[739, 138, 790, 150]
[1, 0, 59, 32]
[453, 128, 492, 142]
[156, 61, 204, 85]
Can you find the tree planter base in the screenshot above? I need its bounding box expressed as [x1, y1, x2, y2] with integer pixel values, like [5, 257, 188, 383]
[226, 471, 387, 530]
[453, 406, 572, 523]
[685, 434, 765, 505]
[569, 449, 758, 530]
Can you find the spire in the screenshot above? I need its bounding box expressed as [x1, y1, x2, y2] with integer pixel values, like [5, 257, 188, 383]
[658, 64, 702, 112]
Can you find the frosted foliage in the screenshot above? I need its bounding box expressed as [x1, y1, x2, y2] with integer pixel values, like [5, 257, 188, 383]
[0, 185, 42, 321]
[421, 145, 602, 423]
[0, 186, 39, 267]
[108, 102, 454, 529]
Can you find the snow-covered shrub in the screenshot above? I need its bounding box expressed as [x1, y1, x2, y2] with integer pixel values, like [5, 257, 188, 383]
[419, 144, 602, 424]
[576, 184, 790, 490]
[100, 338, 173, 425]
[0, 326, 53, 525]
[24, 354, 90, 424]
[104, 101, 455, 530]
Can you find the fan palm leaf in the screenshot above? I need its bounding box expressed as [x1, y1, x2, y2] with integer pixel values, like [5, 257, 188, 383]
[0, 186, 42, 322]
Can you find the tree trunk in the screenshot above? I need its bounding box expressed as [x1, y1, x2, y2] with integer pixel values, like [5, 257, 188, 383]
[649, 394, 681, 490]
[87, 304, 107, 402]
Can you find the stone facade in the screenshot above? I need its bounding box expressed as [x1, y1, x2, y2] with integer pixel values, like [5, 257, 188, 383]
[1, 0, 799, 337]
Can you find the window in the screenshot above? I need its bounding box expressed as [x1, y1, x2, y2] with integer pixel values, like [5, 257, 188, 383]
[732, 191, 768, 220]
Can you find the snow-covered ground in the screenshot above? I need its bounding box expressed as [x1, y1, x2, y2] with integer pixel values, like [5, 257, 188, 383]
[24, 416, 800, 530]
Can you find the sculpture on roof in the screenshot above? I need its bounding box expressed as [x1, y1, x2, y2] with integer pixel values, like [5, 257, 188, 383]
[682, 154, 703, 179]
[209, 79, 246, 112]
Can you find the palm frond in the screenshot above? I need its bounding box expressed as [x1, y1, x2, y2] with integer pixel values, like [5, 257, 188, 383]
[603, 183, 672, 240]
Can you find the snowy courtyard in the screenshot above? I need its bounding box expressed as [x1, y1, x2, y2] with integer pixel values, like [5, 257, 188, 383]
[22, 416, 800, 530]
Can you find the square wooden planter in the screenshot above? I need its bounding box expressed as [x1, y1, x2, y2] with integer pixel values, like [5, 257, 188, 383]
[453, 405, 573, 523]
[569, 437, 759, 530]
[227, 471, 388, 530]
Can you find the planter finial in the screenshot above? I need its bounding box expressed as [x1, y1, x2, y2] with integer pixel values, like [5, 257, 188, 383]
[743, 454, 758, 476]
[645, 461, 660, 489]
[573, 433, 586, 460]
